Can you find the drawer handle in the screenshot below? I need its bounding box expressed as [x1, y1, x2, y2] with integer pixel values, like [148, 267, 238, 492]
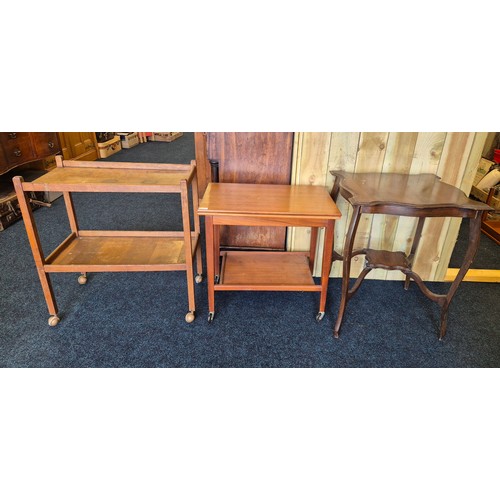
[13, 148, 22, 157]
[8, 132, 17, 139]
[48, 141, 55, 149]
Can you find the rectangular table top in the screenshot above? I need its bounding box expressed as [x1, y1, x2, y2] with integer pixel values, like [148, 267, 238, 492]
[198, 183, 341, 219]
[18, 166, 194, 192]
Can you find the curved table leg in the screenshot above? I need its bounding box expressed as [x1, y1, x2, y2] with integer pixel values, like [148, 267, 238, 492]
[334, 205, 362, 338]
[439, 214, 482, 339]
[405, 217, 425, 290]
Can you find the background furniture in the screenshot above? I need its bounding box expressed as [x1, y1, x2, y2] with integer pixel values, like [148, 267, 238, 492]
[481, 185, 500, 244]
[14, 156, 203, 326]
[330, 171, 492, 339]
[0, 132, 60, 175]
[0, 132, 61, 231]
[199, 182, 341, 323]
[195, 132, 294, 250]
[58, 132, 98, 161]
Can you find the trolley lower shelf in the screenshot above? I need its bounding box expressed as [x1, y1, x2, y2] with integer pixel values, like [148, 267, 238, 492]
[216, 251, 320, 291]
[45, 231, 200, 272]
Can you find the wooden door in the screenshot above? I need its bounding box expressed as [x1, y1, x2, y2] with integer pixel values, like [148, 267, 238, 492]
[58, 132, 98, 161]
[205, 132, 293, 250]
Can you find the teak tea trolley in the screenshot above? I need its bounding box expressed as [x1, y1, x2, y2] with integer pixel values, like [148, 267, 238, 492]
[13, 156, 203, 325]
[198, 182, 341, 322]
[330, 171, 492, 339]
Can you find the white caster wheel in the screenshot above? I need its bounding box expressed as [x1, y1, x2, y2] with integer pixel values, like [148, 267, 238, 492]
[48, 315, 60, 327]
[185, 311, 195, 323]
[78, 274, 87, 285]
[195, 274, 203, 284]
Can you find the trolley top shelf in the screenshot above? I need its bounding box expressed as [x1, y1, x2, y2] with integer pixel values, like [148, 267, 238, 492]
[15, 160, 196, 193]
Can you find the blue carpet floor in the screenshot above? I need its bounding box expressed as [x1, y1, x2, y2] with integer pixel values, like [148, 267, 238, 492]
[1, 133, 498, 367]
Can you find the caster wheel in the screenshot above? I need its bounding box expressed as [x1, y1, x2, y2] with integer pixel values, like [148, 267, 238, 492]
[316, 312, 325, 322]
[48, 315, 60, 327]
[214, 275, 220, 284]
[195, 274, 203, 284]
[185, 311, 195, 323]
[78, 274, 87, 285]
[208, 312, 215, 323]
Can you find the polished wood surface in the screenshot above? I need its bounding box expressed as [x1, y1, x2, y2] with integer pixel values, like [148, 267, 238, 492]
[199, 183, 341, 219]
[207, 132, 293, 183]
[219, 251, 317, 289]
[330, 170, 492, 340]
[199, 182, 340, 321]
[13, 157, 203, 324]
[0, 132, 60, 174]
[331, 171, 489, 212]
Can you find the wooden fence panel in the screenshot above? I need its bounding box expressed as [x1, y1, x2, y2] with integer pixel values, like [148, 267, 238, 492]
[289, 132, 485, 281]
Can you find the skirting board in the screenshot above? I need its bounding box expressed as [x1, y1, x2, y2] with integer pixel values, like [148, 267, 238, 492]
[445, 268, 500, 282]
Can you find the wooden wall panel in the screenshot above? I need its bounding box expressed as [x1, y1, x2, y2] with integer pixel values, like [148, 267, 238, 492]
[348, 132, 389, 277]
[288, 133, 332, 256]
[289, 132, 486, 281]
[204, 132, 293, 250]
[384, 132, 446, 280]
[369, 132, 419, 279]
[412, 133, 475, 279]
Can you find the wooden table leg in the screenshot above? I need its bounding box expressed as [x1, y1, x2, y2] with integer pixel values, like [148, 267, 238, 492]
[334, 205, 362, 338]
[309, 227, 319, 273]
[214, 224, 220, 283]
[405, 216, 425, 290]
[181, 180, 195, 322]
[191, 170, 203, 280]
[439, 214, 482, 339]
[205, 216, 216, 320]
[318, 221, 334, 320]
[13, 176, 60, 325]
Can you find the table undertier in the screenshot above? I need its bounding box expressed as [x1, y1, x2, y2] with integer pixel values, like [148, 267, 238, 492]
[217, 251, 320, 291]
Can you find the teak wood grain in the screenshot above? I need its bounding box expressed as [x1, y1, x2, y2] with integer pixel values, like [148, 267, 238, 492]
[219, 251, 317, 289]
[198, 182, 340, 322]
[199, 183, 341, 219]
[22, 165, 195, 193]
[13, 156, 203, 325]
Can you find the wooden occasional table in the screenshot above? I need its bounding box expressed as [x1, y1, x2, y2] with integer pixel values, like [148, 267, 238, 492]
[198, 183, 341, 322]
[14, 156, 203, 326]
[330, 171, 492, 340]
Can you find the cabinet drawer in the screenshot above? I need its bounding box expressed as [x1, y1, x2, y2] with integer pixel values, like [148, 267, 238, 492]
[32, 132, 60, 157]
[0, 132, 36, 167]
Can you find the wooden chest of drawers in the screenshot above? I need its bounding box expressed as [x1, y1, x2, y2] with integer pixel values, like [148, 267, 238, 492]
[0, 132, 61, 231]
[0, 132, 60, 175]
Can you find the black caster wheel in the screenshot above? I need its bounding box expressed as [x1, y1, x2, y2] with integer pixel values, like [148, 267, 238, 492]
[316, 312, 325, 322]
[208, 312, 215, 323]
[214, 275, 220, 284]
